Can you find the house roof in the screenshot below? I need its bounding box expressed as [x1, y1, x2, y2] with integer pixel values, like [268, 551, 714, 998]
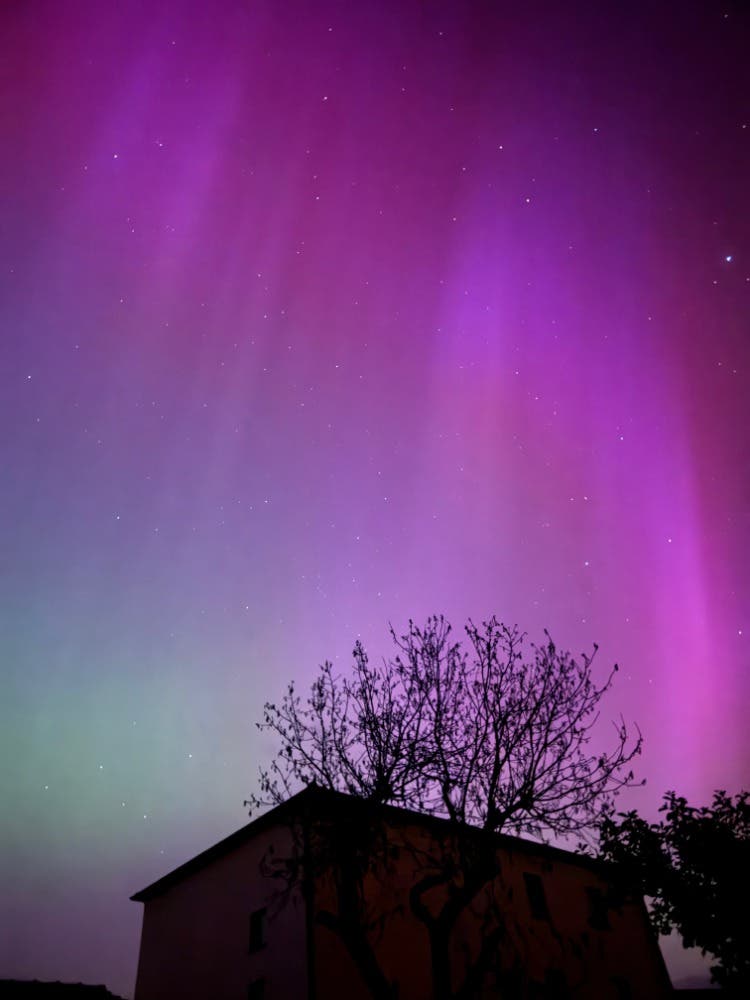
[131, 784, 609, 903]
[130, 789, 304, 902]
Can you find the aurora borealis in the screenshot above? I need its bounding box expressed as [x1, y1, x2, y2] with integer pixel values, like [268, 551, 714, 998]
[1, 1, 748, 995]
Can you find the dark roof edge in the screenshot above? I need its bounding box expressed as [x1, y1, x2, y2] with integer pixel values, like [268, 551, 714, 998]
[130, 787, 313, 902]
[130, 784, 609, 902]
[374, 792, 609, 873]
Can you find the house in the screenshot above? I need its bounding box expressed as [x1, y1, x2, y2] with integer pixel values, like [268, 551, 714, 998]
[131, 785, 672, 999]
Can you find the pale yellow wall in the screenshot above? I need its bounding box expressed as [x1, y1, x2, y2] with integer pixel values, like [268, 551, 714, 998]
[483, 843, 671, 998]
[134, 811, 671, 999]
[312, 819, 672, 999]
[134, 822, 307, 1000]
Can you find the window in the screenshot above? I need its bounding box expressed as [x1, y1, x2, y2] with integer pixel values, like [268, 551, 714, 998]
[247, 978, 265, 1000]
[523, 872, 549, 920]
[586, 887, 610, 930]
[529, 969, 569, 999]
[249, 907, 267, 952]
[611, 976, 631, 999]
[544, 969, 569, 997]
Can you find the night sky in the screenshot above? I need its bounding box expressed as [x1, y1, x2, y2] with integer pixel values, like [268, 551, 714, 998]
[1, 2, 748, 995]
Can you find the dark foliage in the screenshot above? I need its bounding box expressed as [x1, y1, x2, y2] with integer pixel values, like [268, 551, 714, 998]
[598, 789, 750, 990]
[0, 984, 124, 999]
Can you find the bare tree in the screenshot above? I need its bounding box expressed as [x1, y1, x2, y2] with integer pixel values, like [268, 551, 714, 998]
[247, 617, 642, 998]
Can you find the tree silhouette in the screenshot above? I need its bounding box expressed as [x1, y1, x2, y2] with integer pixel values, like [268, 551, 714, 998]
[247, 616, 642, 998]
[598, 789, 750, 991]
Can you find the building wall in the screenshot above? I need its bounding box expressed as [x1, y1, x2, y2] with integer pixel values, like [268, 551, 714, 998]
[133, 805, 672, 999]
[311, 818, 672, 999]
[133, 823, 307, 1000]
